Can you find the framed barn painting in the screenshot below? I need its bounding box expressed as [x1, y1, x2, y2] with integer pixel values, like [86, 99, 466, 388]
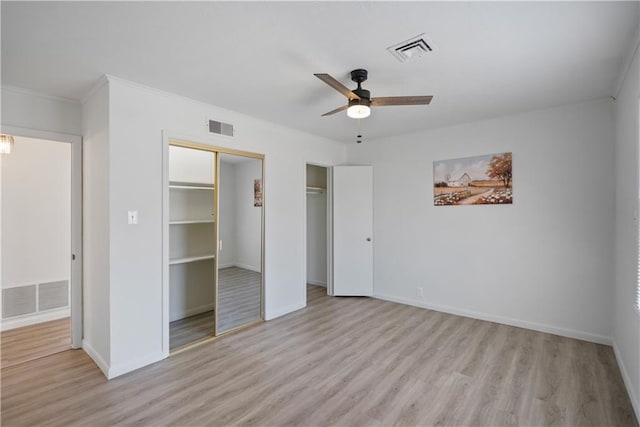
[433, 152, 512, 206]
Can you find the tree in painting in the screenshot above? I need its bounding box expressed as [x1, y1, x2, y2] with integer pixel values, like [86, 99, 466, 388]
[487, 152, 512, 188]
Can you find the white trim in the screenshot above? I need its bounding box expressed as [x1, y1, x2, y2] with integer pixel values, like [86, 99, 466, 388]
[84, 341, 166, 380]
[326, 166, 334, 296]
[161, 131, 170, 357]
[107, 351, 165, 379]
[233, 263, 261, 273]
[613, 342, 640, 420]
[107, 75, 237, 128]
[0, 307, 70, 331]
[0, 125, 80, 143]
[1, 84, 80, 105]
[80, 75, 109, 105]
[374, 293, 612, 346]
[169, 303, 215, 323]
[307, 280, 327, 287]
[1, 125, 83, 349]
[303, 161, 333, 300]
[81, 339, 109, 378]
[265, 300, 305, 321]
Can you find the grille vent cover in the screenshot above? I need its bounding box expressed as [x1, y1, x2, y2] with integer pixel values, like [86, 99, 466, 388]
[387, 34, 433, 63]
[209, 119, 234, 137]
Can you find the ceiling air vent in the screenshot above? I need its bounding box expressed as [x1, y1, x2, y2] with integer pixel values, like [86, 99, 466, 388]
[209, 119, 234, 137]
[387, 33, 433, 63]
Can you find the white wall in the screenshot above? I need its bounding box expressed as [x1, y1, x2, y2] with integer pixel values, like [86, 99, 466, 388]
[348, 99, 615, 344]
[218, 161, 238, 268]
[1, 136, 70, 288]
[234, 158, 262, 272]
[1, 86, 82, 136]
[613, 40, 640, 416]
[81, 81, 111, 371]
[86, 76, 345, 377]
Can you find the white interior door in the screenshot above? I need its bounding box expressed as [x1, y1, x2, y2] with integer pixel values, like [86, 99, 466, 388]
[332, 165, 373, 296]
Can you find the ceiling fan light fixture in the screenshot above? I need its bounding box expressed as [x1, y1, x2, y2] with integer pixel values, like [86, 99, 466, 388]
[347, 99, 371, 119]
[0, 134, 15, 154]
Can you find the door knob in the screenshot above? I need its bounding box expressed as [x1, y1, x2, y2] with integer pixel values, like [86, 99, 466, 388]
[366, 237, 372, 242]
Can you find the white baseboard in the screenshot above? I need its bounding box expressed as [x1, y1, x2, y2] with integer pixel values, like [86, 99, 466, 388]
[265, 300, 306, 321]
[82, 339, 109, 378]
[307, 280, 327, 287]
[1, 307, 70, 331]
[218, 263, 261, 273]
[170, 303, 215, 322]
[613, 342, 640, 420]
[84, 338, 166, 380]
[108, 351, 165, 379]
[234, 263, 261, 273]
[373, 293, 612, 346]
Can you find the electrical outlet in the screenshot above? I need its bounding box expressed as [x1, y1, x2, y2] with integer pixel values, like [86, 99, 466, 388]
[416, 287, 423, 298]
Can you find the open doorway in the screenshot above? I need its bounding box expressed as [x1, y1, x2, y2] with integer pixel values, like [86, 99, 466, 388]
[306, 164, 330, 300]
[1, 131, 81, 367]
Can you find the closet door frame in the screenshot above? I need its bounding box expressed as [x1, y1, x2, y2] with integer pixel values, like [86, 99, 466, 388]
[162, 133, 265, 357]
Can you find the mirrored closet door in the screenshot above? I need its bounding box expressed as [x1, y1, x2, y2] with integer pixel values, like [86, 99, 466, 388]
[167, 141, 264, 351]
[216, 153, 263, 334]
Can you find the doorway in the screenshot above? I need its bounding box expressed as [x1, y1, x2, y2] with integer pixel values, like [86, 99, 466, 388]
[0, 129, 82, 367]
[306, 164, 331, 297]
[163, 137, 265, 355]
[305, 164, 374, 300]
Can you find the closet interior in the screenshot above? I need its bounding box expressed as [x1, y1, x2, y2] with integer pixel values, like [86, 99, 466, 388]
[168, 142, 264, 350]
[306, 164, 328, 292]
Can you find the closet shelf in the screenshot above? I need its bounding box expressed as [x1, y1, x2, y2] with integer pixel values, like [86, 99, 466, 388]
[169, 254, 216, 265]
[169, 219, 215, 225]
[306, 186, 325, 194]
[169, 181, 215, 191]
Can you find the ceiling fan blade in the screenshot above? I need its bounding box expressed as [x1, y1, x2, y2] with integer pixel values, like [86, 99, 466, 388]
[314, 73, 360, 100]
[321, 104, 349, 116]
[371, 96, 433, 107]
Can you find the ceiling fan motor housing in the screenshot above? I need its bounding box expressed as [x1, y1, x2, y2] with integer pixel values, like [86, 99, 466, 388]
[349, 98, 371, 108]
[351, 69, 371, 100]
[350, 69, 368, 84]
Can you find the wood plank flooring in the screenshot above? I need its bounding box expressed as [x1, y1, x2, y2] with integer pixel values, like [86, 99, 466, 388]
[1, 317, 70, 368]
[169, 310, 215, 350]
[168, 267, 261, 349]
[217, 266, 261, 333]
[1, 286, 637, 426]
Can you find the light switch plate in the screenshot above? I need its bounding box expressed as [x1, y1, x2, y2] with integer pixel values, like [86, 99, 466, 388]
[128, 210, 138, 225]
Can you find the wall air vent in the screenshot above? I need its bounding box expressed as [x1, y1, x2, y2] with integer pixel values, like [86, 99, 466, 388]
[387, 33, 433, 63]
[208, 119, 234, 137]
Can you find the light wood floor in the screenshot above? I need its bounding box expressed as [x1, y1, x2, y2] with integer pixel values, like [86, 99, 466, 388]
[169, 310, 216, 350]
[168, 266, 261, 349]
[217, 266, 261, 333]
[1, 317, 70, 369]
[1, 286, 637, 426]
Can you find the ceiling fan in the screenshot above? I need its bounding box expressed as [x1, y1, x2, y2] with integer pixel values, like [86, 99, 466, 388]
[314, 69, 432, 119]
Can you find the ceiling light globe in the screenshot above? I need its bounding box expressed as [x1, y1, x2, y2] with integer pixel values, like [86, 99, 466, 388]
[347, 104, 371, 119]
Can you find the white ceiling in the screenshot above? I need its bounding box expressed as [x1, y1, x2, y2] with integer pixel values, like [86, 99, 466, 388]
[2, 2, 638, 143]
